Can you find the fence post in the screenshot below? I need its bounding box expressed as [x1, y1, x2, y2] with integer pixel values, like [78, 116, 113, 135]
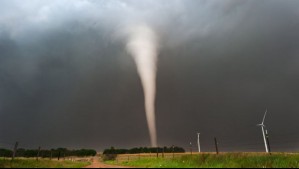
[58, 151, 61, 161]
[214, 138, 219, 155]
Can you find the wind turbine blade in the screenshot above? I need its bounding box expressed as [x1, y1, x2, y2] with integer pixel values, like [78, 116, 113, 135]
[262, 109, 267, 124]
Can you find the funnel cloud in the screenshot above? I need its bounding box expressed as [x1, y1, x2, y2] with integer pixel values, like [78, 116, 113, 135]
[126, 24, 159, 147]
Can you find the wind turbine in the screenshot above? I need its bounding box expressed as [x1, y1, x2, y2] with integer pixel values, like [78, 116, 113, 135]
[197, 133, 201, 153]
[257, 109, 269, 153]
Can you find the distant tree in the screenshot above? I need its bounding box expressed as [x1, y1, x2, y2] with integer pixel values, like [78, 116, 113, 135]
[103, 146, 185, 155]
[0, 149, 12, 157]
[0, 148, 96, 158]
[16, 148, 26, 157]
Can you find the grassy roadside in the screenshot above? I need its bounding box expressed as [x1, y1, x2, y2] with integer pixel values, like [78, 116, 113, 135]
[0, 159, 90, 168]
[105, 153, 299, 168]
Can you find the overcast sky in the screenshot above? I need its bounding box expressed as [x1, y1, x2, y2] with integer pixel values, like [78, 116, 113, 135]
[0, 0, 299, 152]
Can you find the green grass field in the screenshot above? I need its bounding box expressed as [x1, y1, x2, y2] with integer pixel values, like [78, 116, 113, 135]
[0, 158, 90, 168]
[105, 153, 299, 168]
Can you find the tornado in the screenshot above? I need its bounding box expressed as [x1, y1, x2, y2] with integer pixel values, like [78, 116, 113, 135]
[126, 24, 158, 147]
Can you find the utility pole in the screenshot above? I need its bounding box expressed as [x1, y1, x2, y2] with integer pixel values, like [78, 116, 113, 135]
[197, 133, 201, 153]
[12, 142, 19, 161]
[36, 147, 41, 161]
[214, 138, 219, 155]
[190, 142, 193, 155]
[172, 145, 174, 159]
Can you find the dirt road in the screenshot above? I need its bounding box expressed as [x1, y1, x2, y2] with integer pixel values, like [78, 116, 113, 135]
[84, 157, 129, 168]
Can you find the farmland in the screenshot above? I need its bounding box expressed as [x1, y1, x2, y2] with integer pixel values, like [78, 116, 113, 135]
[104, 153, 299, 168]
[0, 158, 91, 168]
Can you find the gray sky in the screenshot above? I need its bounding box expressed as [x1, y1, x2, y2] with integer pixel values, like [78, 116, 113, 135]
[0, 0, 299, 152]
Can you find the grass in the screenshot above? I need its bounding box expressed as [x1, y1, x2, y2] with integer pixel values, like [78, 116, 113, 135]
[105, 153, 299, 168]
[0, 158, 90, 168]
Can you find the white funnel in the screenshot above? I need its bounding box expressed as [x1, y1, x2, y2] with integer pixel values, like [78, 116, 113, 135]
[126, 24, 159, 147]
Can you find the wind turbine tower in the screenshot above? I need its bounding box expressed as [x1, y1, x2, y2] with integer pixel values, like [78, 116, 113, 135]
[197, 133, 201, 153]
[257, 109, 269, 153]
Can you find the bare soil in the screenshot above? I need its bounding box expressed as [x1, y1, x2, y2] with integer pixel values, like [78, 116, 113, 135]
[84, 157, 129, 168]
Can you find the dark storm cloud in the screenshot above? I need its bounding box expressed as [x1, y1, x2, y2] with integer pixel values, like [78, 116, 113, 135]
[0, 0, 299, 151]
